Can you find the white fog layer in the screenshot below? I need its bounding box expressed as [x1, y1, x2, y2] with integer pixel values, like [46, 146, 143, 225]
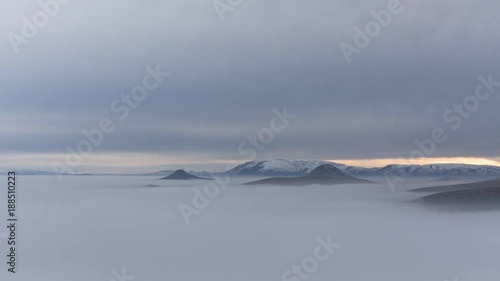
[1, 176, 499, 280]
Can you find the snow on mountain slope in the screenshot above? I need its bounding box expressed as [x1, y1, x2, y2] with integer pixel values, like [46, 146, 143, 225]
[379, 163, 500, 177]
[225, 159, 500, 179]
[226, 159, 347, 177]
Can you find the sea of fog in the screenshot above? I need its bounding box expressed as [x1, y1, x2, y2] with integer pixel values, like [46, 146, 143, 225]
[1, 175, 500, 281]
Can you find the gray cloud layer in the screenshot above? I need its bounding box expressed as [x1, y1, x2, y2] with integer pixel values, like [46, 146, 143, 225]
[1, 0, 500, 165]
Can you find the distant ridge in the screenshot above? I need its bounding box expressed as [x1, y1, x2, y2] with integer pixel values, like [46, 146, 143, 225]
[417, 185, 500, 211]
[409, 178, 500, 194]
[0, 169, 67, 176]
[242, 164, 374, 186]
[161, 169, 212, 180]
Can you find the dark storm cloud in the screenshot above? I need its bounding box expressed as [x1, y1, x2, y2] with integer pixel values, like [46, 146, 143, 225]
[1, 0, 500, 163]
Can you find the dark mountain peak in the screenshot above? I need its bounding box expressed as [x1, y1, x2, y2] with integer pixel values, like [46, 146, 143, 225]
[169, 169, 191, 177]
[242, 164, 374, 186]
[308, 164, 347, 178]
[161, 169, 212, 180]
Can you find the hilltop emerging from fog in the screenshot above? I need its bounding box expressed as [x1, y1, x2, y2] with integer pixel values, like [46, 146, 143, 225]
[243, 164, 374, 186]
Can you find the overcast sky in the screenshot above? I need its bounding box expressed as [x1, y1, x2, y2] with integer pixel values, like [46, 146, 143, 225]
[1, 0, 500, 172]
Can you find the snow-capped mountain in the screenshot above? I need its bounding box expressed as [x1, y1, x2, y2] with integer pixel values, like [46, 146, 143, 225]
[377, 163, 500, 178]
[223, 159, 500, 179]
[225, 159, 347, 177]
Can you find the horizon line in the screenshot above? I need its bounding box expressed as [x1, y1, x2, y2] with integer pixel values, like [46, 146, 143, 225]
[4, 156, 500, 174]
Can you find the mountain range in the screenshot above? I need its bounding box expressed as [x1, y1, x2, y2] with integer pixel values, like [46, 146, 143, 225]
[6, 159, 500, 179]
[224, 159, 500, 180]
